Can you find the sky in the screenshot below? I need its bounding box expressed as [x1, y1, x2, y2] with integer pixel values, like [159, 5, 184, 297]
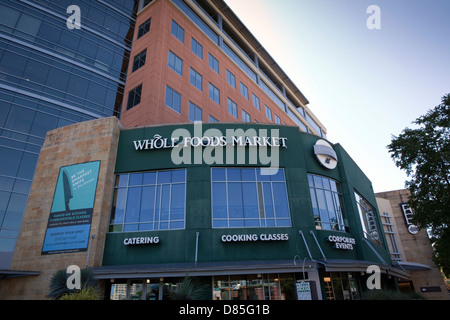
[225, 0, 450, 193]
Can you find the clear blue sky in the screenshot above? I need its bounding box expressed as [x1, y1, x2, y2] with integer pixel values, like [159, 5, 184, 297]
[226, 0, 450, 192]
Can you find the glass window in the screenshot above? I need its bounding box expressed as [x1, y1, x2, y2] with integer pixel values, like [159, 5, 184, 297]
[137, 18, 151, 39]
[189, 102, 202, 122]
[209, 115, 218, 123]
[228, 98, 237, 118]
[275, 114, 281, 124]
[168, 51, 183, 76]
[189, 68, 202, 91]
[252, 94, 260, 110]
[171, 20, 184, 43]
[127, 84, 142, 110]
[240, 82, 249, 100]
[109, 169, 186, 232]
[226, 69, 235, 89]
[132, 49, 147, 72]
[242, 109, 250, 122]
[209, 83, 220, 105]
[355, 192, 383, 246]
[191, 37, 203, 59]
[165, 85, 181, 113]
[265, 105, 272, 121]
[208, 53, 219, 74]
[211, 168, 291, 228]
[308, 174, 346, 232]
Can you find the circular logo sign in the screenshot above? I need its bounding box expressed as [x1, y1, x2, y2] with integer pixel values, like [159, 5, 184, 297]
[408, 224, 419, 235]
[314, 140, 338, 170]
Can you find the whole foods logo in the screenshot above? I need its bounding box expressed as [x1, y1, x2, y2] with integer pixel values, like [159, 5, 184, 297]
[314, 139, 338, 170]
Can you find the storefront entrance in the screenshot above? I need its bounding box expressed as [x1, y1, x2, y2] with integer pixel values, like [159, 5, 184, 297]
[323, 272, 361, 300]
[107, 273, 308, 300]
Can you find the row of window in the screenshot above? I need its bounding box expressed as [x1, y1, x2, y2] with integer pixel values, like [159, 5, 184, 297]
[127, 17, 285, 124]
[173, 0, 326, 138]
[109, 168, 383, 247]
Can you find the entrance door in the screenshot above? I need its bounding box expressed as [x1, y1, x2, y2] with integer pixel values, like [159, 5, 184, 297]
[323, 272, 361, 300]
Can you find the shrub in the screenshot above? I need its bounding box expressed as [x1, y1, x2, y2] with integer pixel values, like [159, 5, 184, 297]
[47, 268, 100, 300]
[362, 289, 425, 300]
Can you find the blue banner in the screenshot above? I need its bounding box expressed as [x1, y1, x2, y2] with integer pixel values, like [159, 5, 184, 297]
[42, 161, 100, 255]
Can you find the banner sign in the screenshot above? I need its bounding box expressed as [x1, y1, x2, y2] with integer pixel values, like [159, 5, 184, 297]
[42, 161, 100, 255]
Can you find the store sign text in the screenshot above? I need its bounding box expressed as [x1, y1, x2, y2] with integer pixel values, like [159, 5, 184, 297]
[221, 233, 289, 243]
[123, 236, 160, 246]
[327, 235, 355, 250]
[132, 124, 288, 171]
[133, 134, 288, 150]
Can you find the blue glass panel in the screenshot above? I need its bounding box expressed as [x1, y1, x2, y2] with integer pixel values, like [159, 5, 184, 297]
[125, 187, 141, 223]
[241, 168, 255, 181]
[212, 182, 227, 219]
[143, 172, 156, 185]
[139, 223, 154, 231]
[256, 169, 271, 181]
[170, 221, 184, 229]
[112, 188, 126, 224]
[211, 168, 225, 181]
[129, 173, 143, 186]
[170, 183, 185, 221]
[171, 169, 186, 183]
[2, 193, 27, 230]
[272, 182, 289, 218]
[262, 182, 274, 218]
[213, 220, 227, 228]
[160, 184, 170, 222]
[0, 147, 22, 177]
[17, 152, 38, 180]
[228, 182, 243, 219]
[242, 182, 258, 219]
[158, 171, 171, 184]
[140, 186, 155, 223]
[226, 168, 241, 181]
[0, 191, 11, 225]
[229, 219, 244, 228]
[117, 174, 128, 187]
[270, 169, 284, 181]
[124, 224, 138, 231]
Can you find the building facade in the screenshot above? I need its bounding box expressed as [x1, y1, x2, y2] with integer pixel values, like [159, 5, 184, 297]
[120, 0, 326, 137]
[376, 190, 449, 300]
[0, 0, 328, 273]
[0, 0, 138, 269]
[0, 118, 408, 300]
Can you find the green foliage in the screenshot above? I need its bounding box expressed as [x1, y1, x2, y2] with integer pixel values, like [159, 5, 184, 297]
[47, 268, 100, 300]
[169, 276, 210, 300]
[362, 290, 425, 300]
[59, 286, 101, 300]
[388, 93, 450, 276]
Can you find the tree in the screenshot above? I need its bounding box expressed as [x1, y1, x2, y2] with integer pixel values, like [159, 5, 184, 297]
[388, 93, 450, 276]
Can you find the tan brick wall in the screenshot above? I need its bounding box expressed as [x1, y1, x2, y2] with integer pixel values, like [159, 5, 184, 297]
[376, 190, 449, 300]
[0, 117, 121, 300]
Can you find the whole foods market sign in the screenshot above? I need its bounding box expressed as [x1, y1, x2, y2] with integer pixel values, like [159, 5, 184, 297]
[132, 123, 288, 172]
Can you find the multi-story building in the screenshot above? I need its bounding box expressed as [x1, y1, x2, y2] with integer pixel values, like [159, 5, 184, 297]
[0, 0, 138, 269]
[120, 0, 326, 138]
[0, 0, 327, 272]
[376, 190, 449, 300]
[4, 0, 437, 301]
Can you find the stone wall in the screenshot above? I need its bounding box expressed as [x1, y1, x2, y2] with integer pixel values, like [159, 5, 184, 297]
[376, 189, 449, 300]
